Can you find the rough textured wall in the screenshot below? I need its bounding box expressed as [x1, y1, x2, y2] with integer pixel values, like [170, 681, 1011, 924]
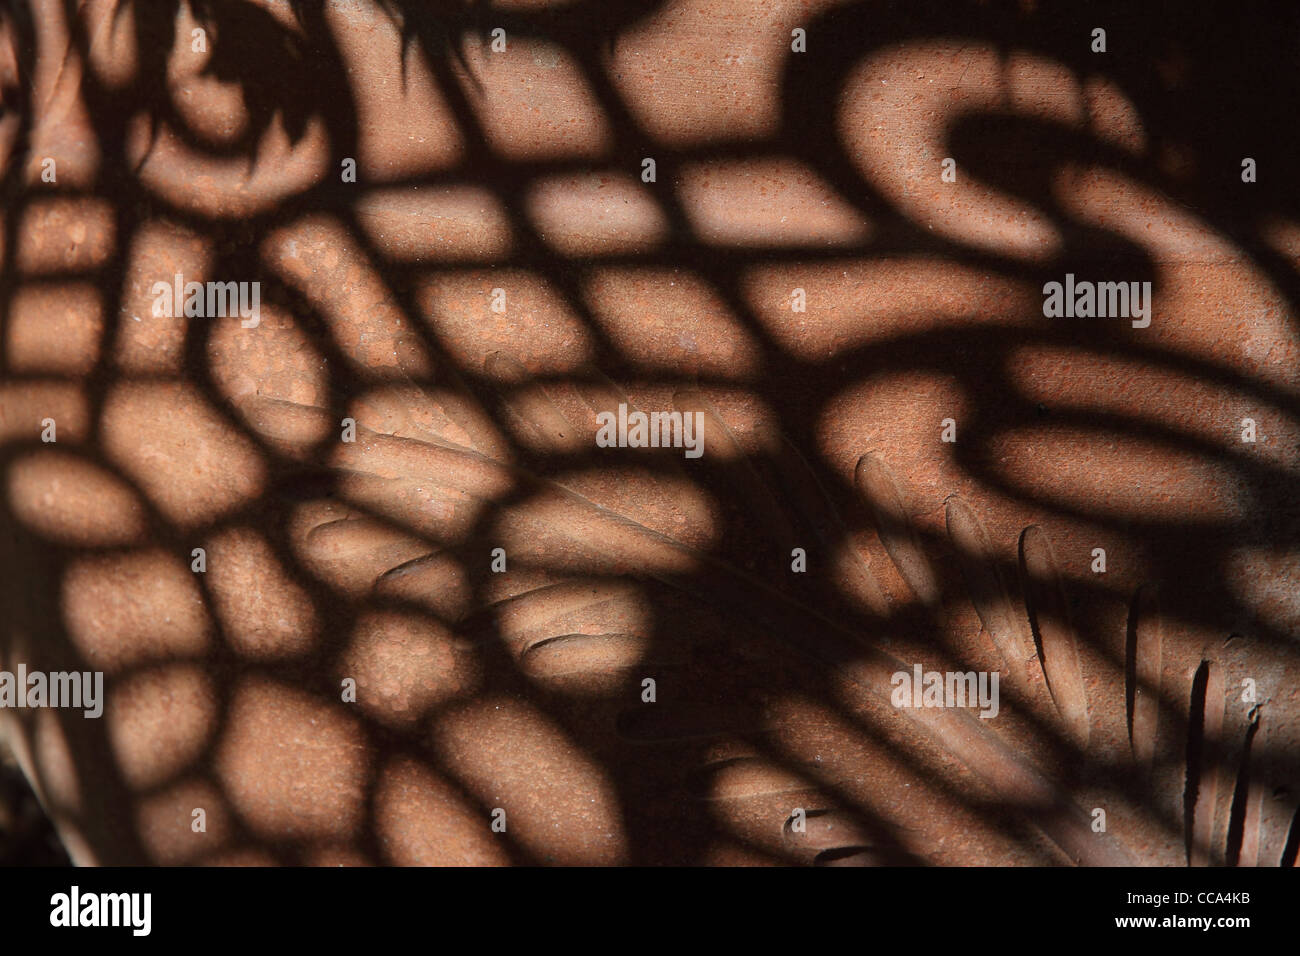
[0, 0, 1297, 867]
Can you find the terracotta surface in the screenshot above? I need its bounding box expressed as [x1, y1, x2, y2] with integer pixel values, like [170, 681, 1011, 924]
[0, 0, 1298, 866]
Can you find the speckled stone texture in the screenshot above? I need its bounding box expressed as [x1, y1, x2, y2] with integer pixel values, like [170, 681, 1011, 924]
[0, 0, 1297, 866]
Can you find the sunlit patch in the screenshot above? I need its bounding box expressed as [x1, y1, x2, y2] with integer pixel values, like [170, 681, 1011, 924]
[355, 187, 513, 263]
[329, 432, 502, 543]
[519, 632, 648, 696]
[15, 199, 114, 275]
[489, 377, 591, 456]
[125, 110, 329, 219]
[527, 172, 668, 256]
[817, 370, 976, 521]
[62, 549, 211, 673]
[372, 551, 472, 622]
[431, 698, 628, 865]
[743, 258, 1035, 360]
[291, 502, 434, 595]
[484, 579, 655, 698]
[838, 42, 1107, 263]
[453, 37, 611, 161]
[324, 0, 466, 179]
[677, 158, 869, 247]
[114, 219, 209, 374]
[332, 413, 516, 502]
[416, 268, 589, 376]
[1052, 164, 1299, 391]
[264, 215, 436, 379]
[340, 610, 479, 728]
[101, 380, 266, 527]
[351, 384, 512, 462]
[1082, 76, 1147, 154]
[488, 580, 650, 650]
[7, 283, 103, 375]
[988, 425, 1250, 525]
[697, 753, 824, 864]
[136, 777, 232, 865]
[205, 527, 318, 660]
[375, 757, 508, 866]
[165, 2, 249, 146]
[491, 484, 700, 578]
[209, 305, 332, 452]
[107, 663, 216, 790]
[554, 467, 720, 551]
[24, 1, 101, 186]
[1006, 344, 1300, 474]
[0, 382, 88, 444]
[7, 449, 148, 547]
[607, 0, 850, 146]
[82, 0, 139, 90]
[216, 677, 366, 842]
[582, 267, 762, 379]
[486, 577, 654, 697]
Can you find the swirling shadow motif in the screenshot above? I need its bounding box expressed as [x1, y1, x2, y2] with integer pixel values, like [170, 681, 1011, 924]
[0, 0, 1296, 866]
